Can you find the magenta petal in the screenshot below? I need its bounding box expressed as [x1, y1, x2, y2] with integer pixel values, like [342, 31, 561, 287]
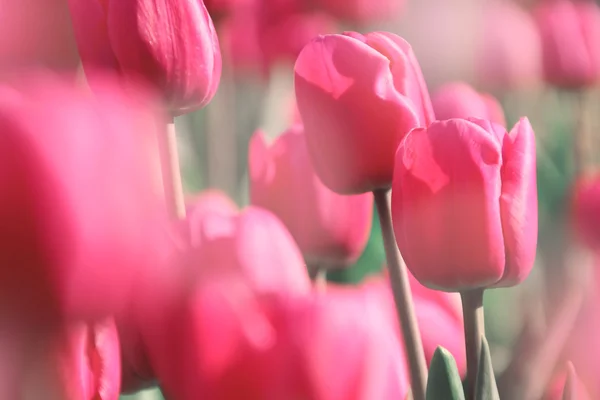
[495, 117, 538, 287]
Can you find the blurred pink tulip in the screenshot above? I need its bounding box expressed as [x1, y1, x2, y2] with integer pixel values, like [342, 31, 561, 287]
[432, 82, 506, 126]
[0, 73, 169, 324]
[249, 126, 373, 265]
[392, 118, 538, 290]
[535, 0, 600, 88]
[67, 0, 222, 115]
[314, 0, 404, 23]
[185, 205, 311, 295]
[144, 271, 410, 400]
[545, 362, 590, 400]
[0, 0, 79, 73]
[563, 258, 600, 398]
[476, 0, 542, 91]
[571, 172, 600, 252]
[295, 31, 434, 194]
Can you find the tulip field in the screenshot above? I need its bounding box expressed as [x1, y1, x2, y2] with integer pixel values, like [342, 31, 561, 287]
[2, 0, 600, 399]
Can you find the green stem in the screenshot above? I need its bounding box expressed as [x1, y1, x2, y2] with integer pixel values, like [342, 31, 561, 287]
[461, 289, 485, 400]
[373, 189, 427, 400]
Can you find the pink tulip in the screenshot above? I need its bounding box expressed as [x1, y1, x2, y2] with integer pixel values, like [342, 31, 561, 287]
[314, 0, 404, 23]
[295, 31, 434, 194]
[294, 283, 410, 400]
[392, 117, 538, 290]
[144, 271, 409, 399]
[249, 126, 373, 265]
[432, 82, 506, 126]
[476, 0, 542, 91]
[535, 0, 600, 88]
[67, 0, 222, 115]
[545, 363, 590, 400]
[571, 172, 600, 252]
[0, 0, 79, 73]
[185, 205, 311, 295]
[0, 73, 168, 323]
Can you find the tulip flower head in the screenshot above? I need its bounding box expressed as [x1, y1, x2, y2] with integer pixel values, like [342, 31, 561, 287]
[67, 0, 222, 114]
[0, 73, 168, 323]
[571, 172, 600, 252]
[392, 117, 538, 291]
[476, 0, 542, 91]
[295, 31, 434, 194]
[535, 0, 600, 89]
[249, 125, 373, 265]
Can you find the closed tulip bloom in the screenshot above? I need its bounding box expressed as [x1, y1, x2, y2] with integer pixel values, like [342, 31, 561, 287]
[535, 0, 600, 88]
[432, 82, 506, 126]
[295, 31, 435, 194]
[392, 117, 538, 290]
[476, 0, 542, 91]
[0, 73, 168, 323]
[571, 172, 600, 252]
[249, 126, 373, 265]
[186, 205, 312, 295]
[67, 0, 222, 115]
[145, 272, 409, 400]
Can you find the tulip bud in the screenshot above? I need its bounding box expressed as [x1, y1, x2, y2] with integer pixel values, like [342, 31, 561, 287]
[534, 0, 600, 89]
[571, 172, 600, 252]
[392, 117, 538, 290]
[0, 73, 168, 323]
[432, 82, 506, 126]
[249, 125, 373, 265]
[67, 0, 222, 115]
[294, 31, 434, 194]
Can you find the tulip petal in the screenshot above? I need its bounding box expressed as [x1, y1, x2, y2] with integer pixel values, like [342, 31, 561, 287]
[495, 117, 537, 287]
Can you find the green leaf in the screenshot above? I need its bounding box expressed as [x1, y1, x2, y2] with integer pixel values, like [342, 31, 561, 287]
[426, 347, 465, 400]
[475, 336, 500, 400]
